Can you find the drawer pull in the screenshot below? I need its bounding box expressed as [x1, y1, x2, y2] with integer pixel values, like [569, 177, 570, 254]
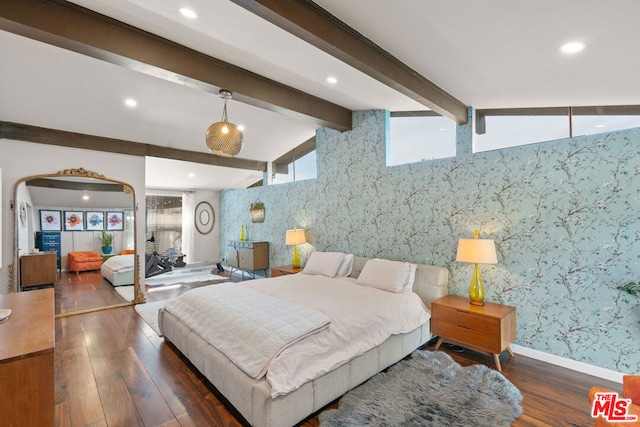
[456, 309, 470, 314]
[456, 325, 471, 329]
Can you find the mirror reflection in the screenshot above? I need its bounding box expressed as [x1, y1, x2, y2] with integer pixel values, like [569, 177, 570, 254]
[13, 169, 142, 316]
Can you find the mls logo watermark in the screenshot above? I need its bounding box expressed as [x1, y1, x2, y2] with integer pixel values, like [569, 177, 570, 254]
[592, 392, 638, 422]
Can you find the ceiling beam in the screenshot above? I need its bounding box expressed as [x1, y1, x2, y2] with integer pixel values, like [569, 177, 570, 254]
[26, 178, 125, 192]
[0, 121, 267, 172]
[231, 0, 469, 124]
[0, 0, 352, 131]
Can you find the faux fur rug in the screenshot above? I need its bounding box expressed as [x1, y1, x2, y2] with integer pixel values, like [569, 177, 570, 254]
[319, 350, 523, 427]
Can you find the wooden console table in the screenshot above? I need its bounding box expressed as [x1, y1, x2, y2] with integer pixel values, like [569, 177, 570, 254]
[20, 252, 57, 290]
[0, 288, 55, 426]
[226, 241, 269, 277]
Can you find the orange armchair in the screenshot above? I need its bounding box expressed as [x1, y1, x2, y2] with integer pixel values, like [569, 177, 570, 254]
[589, 376, 640, 426]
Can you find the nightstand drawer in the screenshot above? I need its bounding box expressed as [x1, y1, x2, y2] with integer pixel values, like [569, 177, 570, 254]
[431, 319, 503, 353]
[431, 304, 500, 335]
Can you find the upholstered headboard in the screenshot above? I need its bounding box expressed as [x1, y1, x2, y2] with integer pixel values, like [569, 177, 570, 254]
[350, 256, 448, 308]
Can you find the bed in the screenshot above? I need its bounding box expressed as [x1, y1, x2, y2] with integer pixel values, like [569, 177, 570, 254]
[159, 254, 448, 427]
[101, 254, 135, 286]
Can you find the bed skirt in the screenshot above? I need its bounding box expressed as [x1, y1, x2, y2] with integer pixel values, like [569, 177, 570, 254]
[159, 307, 431, 427]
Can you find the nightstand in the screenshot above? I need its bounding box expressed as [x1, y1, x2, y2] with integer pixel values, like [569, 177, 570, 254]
[271, 265, 302, 277]
[431, 295, 516, 371]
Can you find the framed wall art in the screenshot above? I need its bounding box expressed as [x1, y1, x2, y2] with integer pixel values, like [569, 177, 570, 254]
[106, 211, 124, 231]
[40, 210, 62, 231]
[85, 211, 105, 231]
[64, 210, 84, 231]
[195, 201, 215, 234]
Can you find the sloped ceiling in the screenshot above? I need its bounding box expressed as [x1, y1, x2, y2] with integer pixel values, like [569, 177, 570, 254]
[1, 0, 639, 191]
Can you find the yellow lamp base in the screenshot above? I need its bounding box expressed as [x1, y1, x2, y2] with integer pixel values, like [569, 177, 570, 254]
[469, 263, 485, 306]
[291, 245, 300, 268]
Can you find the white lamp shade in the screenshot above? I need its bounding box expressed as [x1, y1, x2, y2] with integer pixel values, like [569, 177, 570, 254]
[456, 238, 497, 264]
[286, 229, 306, 245]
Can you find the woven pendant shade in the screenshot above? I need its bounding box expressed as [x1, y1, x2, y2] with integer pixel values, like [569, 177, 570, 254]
[206, 90, 243, 157]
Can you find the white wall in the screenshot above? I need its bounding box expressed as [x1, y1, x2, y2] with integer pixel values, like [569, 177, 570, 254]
[193, 190, 222, 264]
[0, 139, 146, 294]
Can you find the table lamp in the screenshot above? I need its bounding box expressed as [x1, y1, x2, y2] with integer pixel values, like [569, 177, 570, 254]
[285, 226, 306, 267]
[456, 230, 497, 306]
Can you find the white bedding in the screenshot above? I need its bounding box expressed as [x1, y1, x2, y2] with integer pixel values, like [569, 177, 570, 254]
[166, 273, 430, 397]
[163, 283, 331, 379]
[101, 254, 135, 286]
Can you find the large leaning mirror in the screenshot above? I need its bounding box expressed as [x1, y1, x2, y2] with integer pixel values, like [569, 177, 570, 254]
[12, 168, 144, 316]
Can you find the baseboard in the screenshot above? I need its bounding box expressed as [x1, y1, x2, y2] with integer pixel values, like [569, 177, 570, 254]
[511, 344, 624, 383]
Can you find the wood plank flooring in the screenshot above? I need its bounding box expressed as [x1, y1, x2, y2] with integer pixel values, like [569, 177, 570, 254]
[52, 270, 621, 426]
[55, 270, 130, 315]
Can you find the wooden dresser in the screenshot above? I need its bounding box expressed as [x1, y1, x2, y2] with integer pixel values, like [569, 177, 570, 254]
[431, 295, 516, 371]
[0, 288, 55, 426]
[20, 252, 57, 290]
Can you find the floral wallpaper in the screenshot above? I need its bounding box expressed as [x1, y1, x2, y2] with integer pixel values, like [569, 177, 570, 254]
[220, 109, 640, 374]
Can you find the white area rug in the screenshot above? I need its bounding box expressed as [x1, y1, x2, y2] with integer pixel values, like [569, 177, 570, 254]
[115, 285, 134, 301]
[145, 268, 226, 286]
[135, 300, 168, 336]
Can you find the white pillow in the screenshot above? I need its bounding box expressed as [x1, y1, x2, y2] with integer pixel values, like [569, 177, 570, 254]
[302, 252, 345, 278]
[103, 254, 134, 272]
[355, 258, 417, 293]
[336, 254, 354, 277]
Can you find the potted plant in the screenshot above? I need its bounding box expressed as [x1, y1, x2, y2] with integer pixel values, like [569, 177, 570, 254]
[98, 230, 114, 254]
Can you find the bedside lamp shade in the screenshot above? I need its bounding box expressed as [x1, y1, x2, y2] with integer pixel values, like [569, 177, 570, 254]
[456, 230, 497, 306]
[286, 227, 306, 267]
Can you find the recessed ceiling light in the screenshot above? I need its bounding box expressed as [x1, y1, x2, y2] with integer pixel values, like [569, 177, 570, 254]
[595, 124, 605, 128]
[188, 172, 195, 178]
[560, 42, 586, 54]
[125, 98, 137, 108]
[82, 194, 90, 201]
[237, 125, 245, 132]
[326, 76, 338, 84]
[179, 8, 198, 19]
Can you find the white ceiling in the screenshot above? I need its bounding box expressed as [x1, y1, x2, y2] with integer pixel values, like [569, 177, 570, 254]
[2, 0, 639, 191]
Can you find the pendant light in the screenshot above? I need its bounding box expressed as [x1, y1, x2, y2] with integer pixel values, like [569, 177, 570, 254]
[206, 89, 243, 156]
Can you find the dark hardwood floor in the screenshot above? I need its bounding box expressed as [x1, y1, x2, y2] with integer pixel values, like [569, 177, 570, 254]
[53, 270, 621, 426]
[55, 270, 131, 315]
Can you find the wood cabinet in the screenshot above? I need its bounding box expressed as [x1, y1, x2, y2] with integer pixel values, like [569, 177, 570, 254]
[0, 288, 55, 427]
[20, 252, 57, 290]
[226, 241, 269, 276]
[271, 265, 302, 277]
[431, 295, 516, 371]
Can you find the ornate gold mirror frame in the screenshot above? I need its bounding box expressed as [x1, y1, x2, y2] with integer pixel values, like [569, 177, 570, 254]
[11, 168, 144, 313]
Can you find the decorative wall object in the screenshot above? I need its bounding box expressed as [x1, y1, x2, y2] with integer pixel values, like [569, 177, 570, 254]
[40, 210, 62, 231]
[220, 110, 640, 375]
[64, 210, 84, 231]
[18, 202, 27, 226]
[195, 201, 215, 234]
[85, 211, 104, 231]
[250, 201, 265, 223]
[106, 211, 124, 231]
